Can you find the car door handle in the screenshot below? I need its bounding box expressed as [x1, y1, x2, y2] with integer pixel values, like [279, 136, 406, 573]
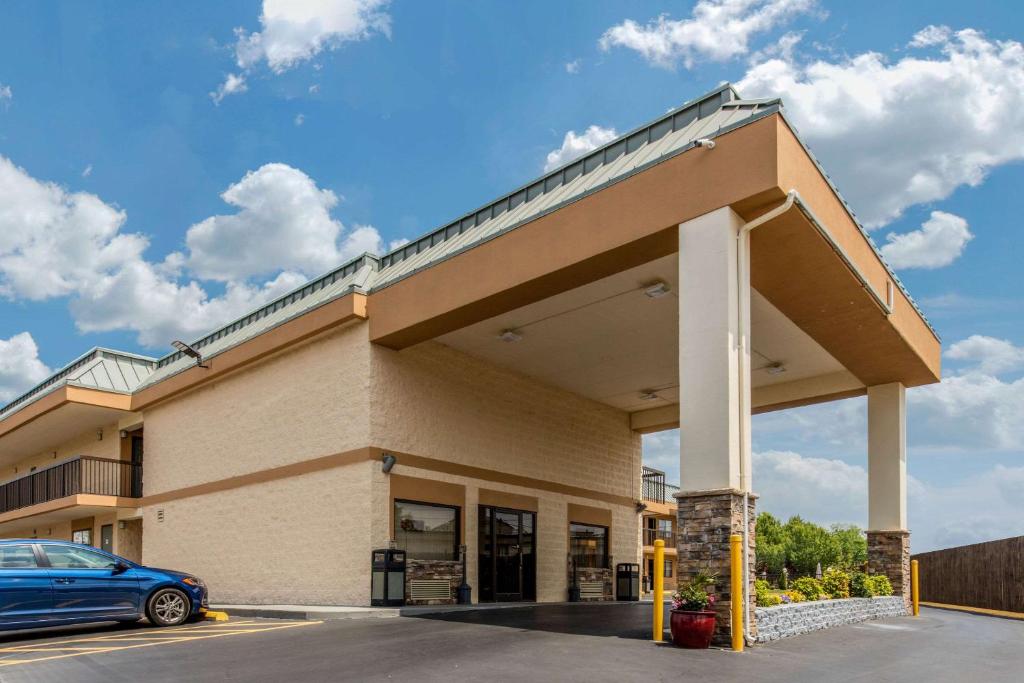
[54, 578, 76, 584]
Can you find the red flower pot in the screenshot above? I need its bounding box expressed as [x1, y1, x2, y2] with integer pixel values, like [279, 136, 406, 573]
[669, 609, 717, 649]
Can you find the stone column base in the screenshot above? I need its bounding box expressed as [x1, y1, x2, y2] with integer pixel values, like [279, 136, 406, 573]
[676, 489, 757, 645]
[867, 530, 911, 610]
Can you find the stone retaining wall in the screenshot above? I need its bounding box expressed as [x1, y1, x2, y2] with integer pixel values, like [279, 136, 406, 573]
[405, 559, 463, 606]
[755, 597, 908, 642]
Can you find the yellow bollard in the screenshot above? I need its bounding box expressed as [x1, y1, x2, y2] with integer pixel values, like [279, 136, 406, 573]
[911, 559, 920, 616]
[730, 534, 744, 652]
[653, 539, 665, 642]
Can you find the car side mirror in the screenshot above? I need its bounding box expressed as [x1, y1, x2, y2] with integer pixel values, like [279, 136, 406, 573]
[113, 562, 130, 574]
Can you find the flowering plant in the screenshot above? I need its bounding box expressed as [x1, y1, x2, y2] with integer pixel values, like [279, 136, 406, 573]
[671, 571, 717, 611]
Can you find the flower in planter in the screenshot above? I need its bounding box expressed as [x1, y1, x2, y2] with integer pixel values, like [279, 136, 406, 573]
[671, 571, 717, 612]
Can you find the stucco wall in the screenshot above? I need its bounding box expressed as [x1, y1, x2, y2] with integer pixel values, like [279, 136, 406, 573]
[142, 322, 371, 495]
[2, 422, 122, 482]
[143, 460, 374, 605]
[370, 341, 640, 497]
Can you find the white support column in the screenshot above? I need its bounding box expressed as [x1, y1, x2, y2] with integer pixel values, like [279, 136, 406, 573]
[678, 206, 750, 492]
[866, 381, 911, 608]
[677, 206, 757, 644]
[867, 382, 907, 531]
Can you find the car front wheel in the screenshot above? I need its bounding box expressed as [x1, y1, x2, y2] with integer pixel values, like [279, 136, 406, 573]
[147, 588, 191, 627]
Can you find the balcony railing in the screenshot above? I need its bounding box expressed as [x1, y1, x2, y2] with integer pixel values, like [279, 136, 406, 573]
[641, 466, 680, 504]
[643, 528, 676, 547]
[0, 456, 142, 515]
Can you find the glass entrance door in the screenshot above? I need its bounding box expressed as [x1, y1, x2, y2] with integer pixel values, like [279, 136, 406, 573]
[478, 506, 536, 602]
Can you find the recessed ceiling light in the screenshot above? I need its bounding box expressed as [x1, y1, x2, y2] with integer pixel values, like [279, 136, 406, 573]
[498, 329, 523, 342]
[638, 390, 659, 401]
[765, 362, 787, 375]
[643, 281, 670, 299]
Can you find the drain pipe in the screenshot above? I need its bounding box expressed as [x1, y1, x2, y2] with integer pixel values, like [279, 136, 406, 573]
[735, 190, 799, 644]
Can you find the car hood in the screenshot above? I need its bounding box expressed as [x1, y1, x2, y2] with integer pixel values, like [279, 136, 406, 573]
[143, 567, 195, 581]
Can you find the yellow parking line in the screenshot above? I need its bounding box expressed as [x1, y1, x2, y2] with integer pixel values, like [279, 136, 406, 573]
[0, 620, 321, 668]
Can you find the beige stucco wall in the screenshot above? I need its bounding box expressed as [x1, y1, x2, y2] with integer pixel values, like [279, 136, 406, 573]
[2, 422, 122, 482]
[142, 322, 372, 495]
[142, 460, 374, 605]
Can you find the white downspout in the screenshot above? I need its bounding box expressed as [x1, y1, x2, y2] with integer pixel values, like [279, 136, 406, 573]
[736, 190, 798, 643]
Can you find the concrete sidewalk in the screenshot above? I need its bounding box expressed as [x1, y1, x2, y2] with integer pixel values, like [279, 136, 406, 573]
[213, 599, 671, 621]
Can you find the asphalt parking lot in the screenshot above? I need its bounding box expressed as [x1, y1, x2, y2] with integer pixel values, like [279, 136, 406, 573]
[0, 605, 1019, 682]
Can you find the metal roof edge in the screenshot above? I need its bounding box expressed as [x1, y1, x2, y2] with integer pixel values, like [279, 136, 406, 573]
[368, 103, 782, 293]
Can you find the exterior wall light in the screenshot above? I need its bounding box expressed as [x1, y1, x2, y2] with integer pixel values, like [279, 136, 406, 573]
[643, 281, 670, 299]
[498, 329, 523, 342]
[765, 362, 787, 375]
[171, 340, 208, 368]
[381, 453, 397, 474]
[635, 501, 648, 513]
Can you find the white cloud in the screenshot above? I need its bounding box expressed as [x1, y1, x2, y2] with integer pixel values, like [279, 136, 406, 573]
[880, 211, 973, 269]
[543, 125, 618, 172]
[565, 59, 581, 74]
[909, 24, 952, 48]
[81, 164, 93, 178]
[909, 373, 1024, 452]
[308, 83, 320, 94]
[737, 28, 1024, 227]
[181, 163, 382, 282]
[0, 83, 11, 107]
[945, 335, 1024, 376]
[0, 154, 384, 349]
[599, 0, 817, 69]
[294, 113, 306, 126]
[753, 449, 867, 526]
[0, 332, 51, 403]
[234, 0, 390, 74]
[210, 72, 248, 105]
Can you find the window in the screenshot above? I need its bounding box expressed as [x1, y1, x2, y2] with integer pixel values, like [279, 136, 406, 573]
[664, 559, 673, 578]
[0, 545, 39, 568]
[43, 545, 116, 569]
[72, 529, 92, 546]
[393, 500, 459, 560]
[658, 519, 672, 533]
[569, 523, 608, 569]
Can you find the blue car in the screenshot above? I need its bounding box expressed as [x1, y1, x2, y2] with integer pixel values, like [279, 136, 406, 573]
[0, 539, 207, 630]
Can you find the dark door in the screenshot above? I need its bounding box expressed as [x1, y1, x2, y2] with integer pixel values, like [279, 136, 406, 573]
[41, 544, 140, 618]
[478, 506, 536, 602]
[0, 544, 52, 625]
[100, 524, 114, 553]
[130, 435, 144, 497]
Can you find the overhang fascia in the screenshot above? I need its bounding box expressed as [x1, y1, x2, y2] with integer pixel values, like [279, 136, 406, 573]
[130, 291, 368, 411]
[0, 385, 132, 443]
[0, 494, 139, 531]
[367, 114, 782, 349]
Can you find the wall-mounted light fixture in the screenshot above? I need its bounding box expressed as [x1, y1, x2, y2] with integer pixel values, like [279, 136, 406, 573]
[643, 281, 671, 299]
[381, 453, 397, 474]
[765, 362, 787, 375]
[635, 501, 648, 514]
[498, 329, 523, 343]
[171, 340, 208, 368]
[96, 428, 103, 441]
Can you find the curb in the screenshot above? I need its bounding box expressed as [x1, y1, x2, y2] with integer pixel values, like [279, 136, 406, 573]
[216, 607, 401, 621]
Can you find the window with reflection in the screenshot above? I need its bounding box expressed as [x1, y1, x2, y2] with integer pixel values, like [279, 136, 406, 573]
[393, 500, 460, 560]
[570, 522, 608, 569]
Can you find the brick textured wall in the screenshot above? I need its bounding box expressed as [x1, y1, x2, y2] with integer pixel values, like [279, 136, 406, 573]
[868, 530, 911, 609]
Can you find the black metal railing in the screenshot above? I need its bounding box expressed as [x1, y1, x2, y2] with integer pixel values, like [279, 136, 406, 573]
[0, 456, 142, 514]
[643, 528, 676, 547]
[641, 466, 680, 504]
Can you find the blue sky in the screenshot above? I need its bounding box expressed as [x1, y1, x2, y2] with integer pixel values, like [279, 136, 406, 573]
[1, 1, 1023, 551]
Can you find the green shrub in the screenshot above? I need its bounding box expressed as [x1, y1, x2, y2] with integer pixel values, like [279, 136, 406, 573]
[791, 577, 824, 601]
[850, 572, 872, 597]
[821, 567, 851, 599]
[867, 574, 893, 597]
[755, 579, 781, 606]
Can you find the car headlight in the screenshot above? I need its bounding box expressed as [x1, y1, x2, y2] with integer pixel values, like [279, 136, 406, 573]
[182, 576, 206, 588]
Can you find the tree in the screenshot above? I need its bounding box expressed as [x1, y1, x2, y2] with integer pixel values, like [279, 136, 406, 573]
[830, 524, 867, 569]
[755, 512, 787, 575]
[783, 516, 840, 576]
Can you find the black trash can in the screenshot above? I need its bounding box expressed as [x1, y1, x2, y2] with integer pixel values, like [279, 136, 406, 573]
[371, 549, 406, 606]
[616, 562, 640, 601]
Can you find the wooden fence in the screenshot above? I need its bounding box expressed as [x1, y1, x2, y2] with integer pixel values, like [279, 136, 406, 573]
[912, 536, 1024, 612]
